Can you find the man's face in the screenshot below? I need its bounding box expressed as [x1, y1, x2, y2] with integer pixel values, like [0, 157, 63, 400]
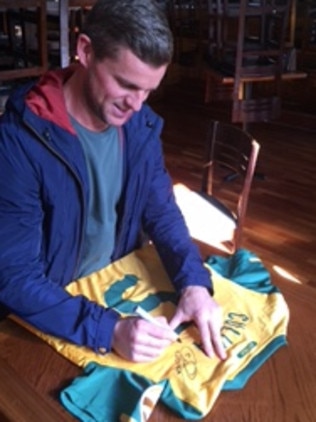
[79, 36, 168, 128]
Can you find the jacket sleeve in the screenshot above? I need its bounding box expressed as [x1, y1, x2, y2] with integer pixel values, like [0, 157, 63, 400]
[141, 135, 213, 295]
[0, 123, 119, 354]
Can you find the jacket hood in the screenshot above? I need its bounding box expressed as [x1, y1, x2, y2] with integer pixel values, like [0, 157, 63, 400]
[4, 64, 163, 148]
[25, 65, 78, 134]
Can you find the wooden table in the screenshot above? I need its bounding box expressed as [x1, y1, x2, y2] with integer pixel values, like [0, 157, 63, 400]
[204, 69, 308, 104]
[0, 251, 315, 422]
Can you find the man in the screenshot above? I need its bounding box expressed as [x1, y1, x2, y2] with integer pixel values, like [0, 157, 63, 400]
[0, 0, 226, 363]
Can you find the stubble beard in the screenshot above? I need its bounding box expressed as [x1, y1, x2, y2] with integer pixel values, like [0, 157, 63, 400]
[83, 76, 109, 127]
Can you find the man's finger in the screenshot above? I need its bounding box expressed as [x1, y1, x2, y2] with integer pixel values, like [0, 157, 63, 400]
[209, 321, 227, 360]
[197, 319, 215, 359]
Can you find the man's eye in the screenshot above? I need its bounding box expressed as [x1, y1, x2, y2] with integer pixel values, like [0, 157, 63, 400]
[119, 80, 136, 90]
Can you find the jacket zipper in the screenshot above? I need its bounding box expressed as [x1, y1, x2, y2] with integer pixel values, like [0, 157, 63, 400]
[23, 121, 87, 279]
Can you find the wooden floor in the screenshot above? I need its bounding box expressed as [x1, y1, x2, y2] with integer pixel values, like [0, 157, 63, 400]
[151, 76, 316, 290]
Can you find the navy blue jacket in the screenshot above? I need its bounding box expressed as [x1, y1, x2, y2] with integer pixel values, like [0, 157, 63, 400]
[0, 66, 212, 354]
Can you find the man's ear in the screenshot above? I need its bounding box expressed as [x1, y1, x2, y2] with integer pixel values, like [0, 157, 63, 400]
[76, 34, 93, 68]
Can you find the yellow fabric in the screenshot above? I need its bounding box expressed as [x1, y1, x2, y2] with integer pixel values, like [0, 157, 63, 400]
[12, 245, 289, 416]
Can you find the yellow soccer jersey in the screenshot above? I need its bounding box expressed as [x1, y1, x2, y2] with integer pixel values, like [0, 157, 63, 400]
[13, 245, 289, 421]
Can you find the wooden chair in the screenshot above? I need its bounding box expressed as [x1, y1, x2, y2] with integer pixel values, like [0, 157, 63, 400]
[204, 0, 293, 130]
[0, 0, 47, 82]
[173, 120, 260, 254]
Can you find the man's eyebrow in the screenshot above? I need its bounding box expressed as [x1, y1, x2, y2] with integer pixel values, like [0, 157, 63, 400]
[116, 75, 141, 90]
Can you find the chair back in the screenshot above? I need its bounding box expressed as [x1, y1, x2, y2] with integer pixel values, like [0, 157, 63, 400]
[201, 120, 260, 250]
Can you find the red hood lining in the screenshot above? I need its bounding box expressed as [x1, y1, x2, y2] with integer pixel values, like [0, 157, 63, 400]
[26, 65, 79, 135]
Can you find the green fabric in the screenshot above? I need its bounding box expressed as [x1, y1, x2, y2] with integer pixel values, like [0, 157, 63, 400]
[71, 117, 123, 278]
[61, 364, 158, 422]
[60, 364, 203, 422]
[207, 249, 279, 294]
[104, 274, 177, 313]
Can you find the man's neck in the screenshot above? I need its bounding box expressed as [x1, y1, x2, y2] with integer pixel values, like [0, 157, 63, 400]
[63, 67, 108, 133]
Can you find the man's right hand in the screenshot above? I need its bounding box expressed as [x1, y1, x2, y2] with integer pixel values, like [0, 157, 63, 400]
[112, 315, 177, 362]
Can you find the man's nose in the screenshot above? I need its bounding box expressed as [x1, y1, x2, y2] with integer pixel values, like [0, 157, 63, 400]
[126, 90, 148, 112]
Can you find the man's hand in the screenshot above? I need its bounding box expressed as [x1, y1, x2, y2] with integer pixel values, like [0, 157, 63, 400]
[169, 286, 227, 360]
[112, 315, 178, 362]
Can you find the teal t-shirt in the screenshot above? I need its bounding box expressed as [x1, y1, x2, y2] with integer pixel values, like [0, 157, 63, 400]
[70, 116, 123, 278]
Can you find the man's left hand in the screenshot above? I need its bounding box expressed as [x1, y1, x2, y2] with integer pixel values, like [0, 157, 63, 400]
[169, 286, 227, 360]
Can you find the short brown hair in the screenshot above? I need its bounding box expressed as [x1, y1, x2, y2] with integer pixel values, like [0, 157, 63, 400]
[83, 0, 174, 66]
